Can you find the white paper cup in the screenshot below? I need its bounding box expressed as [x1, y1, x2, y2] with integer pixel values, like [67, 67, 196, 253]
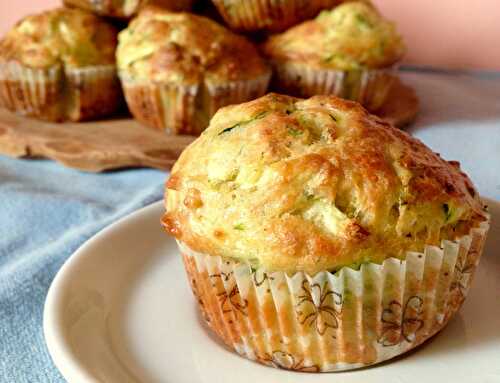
[271, 62, 397, 111]
[211, 0, 335, 32]
[0, 60, 120, 121]
[120, 71, 271, 135]
[65, 65, 121, 121]
[178, 216, 489, 372]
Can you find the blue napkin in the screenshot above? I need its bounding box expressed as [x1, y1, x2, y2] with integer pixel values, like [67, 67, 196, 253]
[0, 156, 166, 382]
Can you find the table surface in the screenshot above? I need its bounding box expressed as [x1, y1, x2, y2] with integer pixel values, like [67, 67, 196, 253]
[0, 70, 499, 382]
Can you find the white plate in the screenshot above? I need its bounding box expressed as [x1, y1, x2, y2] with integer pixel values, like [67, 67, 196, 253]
[44, 199, 500, 383]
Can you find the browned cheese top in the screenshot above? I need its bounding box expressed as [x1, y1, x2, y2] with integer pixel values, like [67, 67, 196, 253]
[117, 6, 269, 84]
[164, 93, 486, 274]
[262, 2, 405, 71]
[0, 7, 117, 69]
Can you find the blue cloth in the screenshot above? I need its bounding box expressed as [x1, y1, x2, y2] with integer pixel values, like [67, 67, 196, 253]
[0, 157, 165, 382]
[0, 70, 499, 382]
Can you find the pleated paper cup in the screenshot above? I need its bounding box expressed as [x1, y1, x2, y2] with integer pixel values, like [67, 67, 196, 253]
[178, 217, 489, 372]
[0, 60, 63, 121]
[65, 65, 122, 121]
[271, 62, 397, 111]
[211, 0, 329, 32]
[120, 72, 271, 135]
[0, 60, 121, 121]
[63, 0, 194, 18]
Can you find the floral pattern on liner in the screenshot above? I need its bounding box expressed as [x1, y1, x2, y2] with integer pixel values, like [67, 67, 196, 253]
[378, 296, 424, 347]
[271, 62, 396, 112]
[256, 350, 319, 372]
[295, 280, 342, 337]
[179, 218, 489, 372]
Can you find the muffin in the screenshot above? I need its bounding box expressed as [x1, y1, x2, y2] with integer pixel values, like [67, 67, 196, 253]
[0, 8, 120, 122]
[117, 7, 271, 135]
[63, 0, 194, 19]
[163, 93, 489, 371]
[211, 0, 369, 32]
[262, 2, 405, 111]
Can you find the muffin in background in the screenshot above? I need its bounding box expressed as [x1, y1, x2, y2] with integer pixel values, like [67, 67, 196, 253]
[117, 7, 270, 135]
[262, 2, 405, 111]
[211, 0, 370, 32]
[0, 7, 121, 122]
[164, 93, 489, 371]
[63, 0, 194, 19]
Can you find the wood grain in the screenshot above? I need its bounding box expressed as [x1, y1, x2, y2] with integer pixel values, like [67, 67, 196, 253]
[0, 80, 418, 172]
[0, 111, 195, 172]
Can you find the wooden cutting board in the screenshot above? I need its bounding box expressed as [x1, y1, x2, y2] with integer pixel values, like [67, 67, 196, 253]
[0, 112, 195, 172]
[0, 79, 418, 172]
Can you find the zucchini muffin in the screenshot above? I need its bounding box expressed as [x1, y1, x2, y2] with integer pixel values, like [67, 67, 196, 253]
[164, 93, 489, 371]
[117, 7, 271, 135]
[211, 0, 369, 32]
[0, 7, 120, 121]
[262, 2, 405, 111]
[63, 0, 193, 19]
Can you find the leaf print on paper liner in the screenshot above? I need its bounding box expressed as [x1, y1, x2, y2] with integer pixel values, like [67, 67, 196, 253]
[257, 350, 320, 372]
[295, 280, 343, 337]
[216, 283, 249, 317]
[450, 255, 475, 302]
[378, 295, 424, 346]
[210, 272, 249, 317]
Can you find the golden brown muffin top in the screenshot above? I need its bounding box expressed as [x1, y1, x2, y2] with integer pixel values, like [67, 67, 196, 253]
[262, 2, 405, 70]
[116, 7, 270, 84]
[0, 7, 117, 69]
[164, 93, 486, 275]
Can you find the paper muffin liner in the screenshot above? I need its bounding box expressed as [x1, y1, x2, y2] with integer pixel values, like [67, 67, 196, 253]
[0, 60, 120, 121]
[63, 0, 194, 18]
[178, 217, 489, 372]
[0, 60, 63, 121]
[120, 72, 271, 135]
[271, 62, 397, 111]
[65, 65, 122, 121]
[211, 0, 328, 32]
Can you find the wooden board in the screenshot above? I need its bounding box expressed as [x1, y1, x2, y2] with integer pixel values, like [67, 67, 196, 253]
[374, 77, 419, 128]
[0, 79, 418, 172]
[0, 112, 195, 172]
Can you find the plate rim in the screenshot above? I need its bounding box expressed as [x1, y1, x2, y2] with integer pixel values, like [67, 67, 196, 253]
[43, 200, 164, 383]
[43, 198, 499, 382]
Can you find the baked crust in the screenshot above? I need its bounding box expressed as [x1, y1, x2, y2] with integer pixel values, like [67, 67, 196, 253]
[164, 93, 486, 274]
[117, 7, 269, 85]
[63, 0, 193, 18]
[0, 7, 117, 69]
[262, 2, 405, 71]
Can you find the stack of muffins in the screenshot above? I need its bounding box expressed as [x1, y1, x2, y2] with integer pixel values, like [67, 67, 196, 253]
[0, 0, 405, 134]
[0, 0, 490, 374]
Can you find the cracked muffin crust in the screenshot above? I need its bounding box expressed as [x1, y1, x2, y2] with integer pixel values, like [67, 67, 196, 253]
[117, 7, 269, 85]
[262, 2, 405, 71]
[117, 7, 270, 134]
[0, 7, 117, 69]
[261, 2, 405, 111]
[164, 93, 486, 274]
